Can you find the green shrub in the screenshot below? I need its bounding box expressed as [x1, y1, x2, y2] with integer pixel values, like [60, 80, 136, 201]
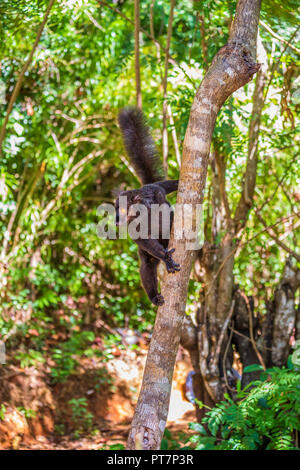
[190, 362, 300, 450]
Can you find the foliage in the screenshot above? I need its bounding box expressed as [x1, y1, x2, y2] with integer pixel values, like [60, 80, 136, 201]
[68, 397, 94, 437]
[190, 360, 300, 450]
[0, 404, 7, 421]
[50, 330, 99, 382]
[161, 428, 191, 450]
[17, 406, 37, 420]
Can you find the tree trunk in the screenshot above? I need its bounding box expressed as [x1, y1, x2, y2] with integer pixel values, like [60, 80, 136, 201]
[263, 259, 300, 367]
[182, 31, 268, 411]
[127, 0, 261, 450]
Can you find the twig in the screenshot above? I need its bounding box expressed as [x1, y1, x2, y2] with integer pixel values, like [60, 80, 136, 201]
[258, 153, 298, 211]
[214, 300, 235, 367]
[254, 210, 300, 262]
[223, 322, 235, 394]
[229, 326, 272, 351]
[134, 0, 142, 109]
[150, 0, 162, 78]
[162, 0, 175, 176]
[214, 150, 232, 227]
[240, 291, 266, 370]
[206, 213, 298, 297]
[199, 14, 208, 69]
[167, 104, 181, 168]
[85, 9, 104, 31]
[259, 20, 300, 55]
[95, 0, 197, 89]
[263, 25, 300, 103]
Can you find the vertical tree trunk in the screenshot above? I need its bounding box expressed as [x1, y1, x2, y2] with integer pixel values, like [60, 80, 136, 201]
[127, 0, 261, 450]
[263, 259, 300, 367]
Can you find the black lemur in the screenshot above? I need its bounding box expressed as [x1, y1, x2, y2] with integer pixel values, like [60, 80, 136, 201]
[115, 107, 180, 306]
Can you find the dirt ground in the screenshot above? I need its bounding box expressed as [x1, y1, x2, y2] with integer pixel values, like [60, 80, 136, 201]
[0, 346, 196, 449]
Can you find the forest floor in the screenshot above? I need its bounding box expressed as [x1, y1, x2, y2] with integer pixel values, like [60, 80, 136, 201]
[0, 344, 196, 450]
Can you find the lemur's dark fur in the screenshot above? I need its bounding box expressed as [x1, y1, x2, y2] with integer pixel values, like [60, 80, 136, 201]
[115, 107, 180, 306]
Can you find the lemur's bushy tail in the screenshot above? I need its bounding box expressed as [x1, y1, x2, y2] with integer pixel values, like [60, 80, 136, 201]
[118, 107, 163, 185]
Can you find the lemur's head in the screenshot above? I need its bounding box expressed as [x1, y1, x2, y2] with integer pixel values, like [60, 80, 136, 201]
[115, 189, 144, 226]
[115, 183, 166, 227]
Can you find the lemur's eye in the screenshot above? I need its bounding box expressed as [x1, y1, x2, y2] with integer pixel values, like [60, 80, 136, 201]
[120, 208, 127, 214]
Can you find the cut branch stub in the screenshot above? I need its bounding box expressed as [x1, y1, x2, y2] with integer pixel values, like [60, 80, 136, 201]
[203, 42, 260, 109]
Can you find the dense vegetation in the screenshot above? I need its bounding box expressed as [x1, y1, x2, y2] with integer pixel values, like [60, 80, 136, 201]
[0, 0, 299, 450]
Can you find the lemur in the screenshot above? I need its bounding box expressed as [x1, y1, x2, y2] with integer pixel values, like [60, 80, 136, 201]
[115, 107, 180, 306]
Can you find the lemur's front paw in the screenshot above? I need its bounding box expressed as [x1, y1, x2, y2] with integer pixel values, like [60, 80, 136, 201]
[151, 294, 165, 306]
[164, 248, 181, 273]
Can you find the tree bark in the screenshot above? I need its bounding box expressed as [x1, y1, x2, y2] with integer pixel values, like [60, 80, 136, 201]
[127, 0, 261, 450]
[263, 259, 300, 367]
[233, 259, 300, 386]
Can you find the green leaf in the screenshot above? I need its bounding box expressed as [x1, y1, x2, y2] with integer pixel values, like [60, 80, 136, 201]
[243, 364, 265, 373]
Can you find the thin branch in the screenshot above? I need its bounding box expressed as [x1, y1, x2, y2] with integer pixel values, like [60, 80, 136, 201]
[162, 0, 175, 176]
[119, 154, 138, 180]
[150, 0, 162, 78]
[54, 110, 81, 124]
[62, 122, 106, 143]
[0, 0, 56, 154]
[11, 163, 46, 250]
[239, 291, 266, 370]
[134, 0, 142, 109]
[206, 213, 299, 297]
[223, 322, 235, 394]
[259, 20, 300, 55]
[39, 150, 103, 225]
[254, 210, 300, 262]
[229, 325, 272, 350]
[1, 164, 45, 258]
[234, 32, 268, 231]
[214, 300, 235, 367]
[85, 9, 104, 31]
[199, 14, 209, 70]
[263, 25, 300, 103]
[258, 152, 298, 211]
[167, 104, 181, 168]
[214, 151, 232, 227]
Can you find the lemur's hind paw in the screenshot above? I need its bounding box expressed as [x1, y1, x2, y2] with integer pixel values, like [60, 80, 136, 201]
[165, 248, 181, 273]
[151, 294, 165, 306]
